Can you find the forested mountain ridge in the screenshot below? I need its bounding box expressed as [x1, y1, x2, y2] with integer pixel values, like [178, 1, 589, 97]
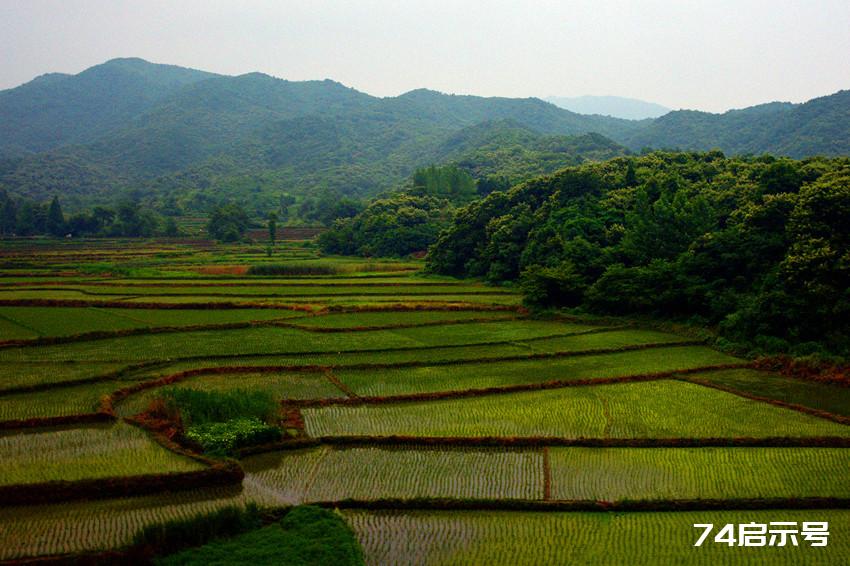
[0, 58, 217, 155]
[623, 91, 850, 157]
[0, 58, 848, 214]
[0, 60, 638, 212]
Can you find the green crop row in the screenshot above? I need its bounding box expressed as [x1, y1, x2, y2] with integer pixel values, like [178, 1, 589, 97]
[242, 446, 544, 505]
[345, 509, 850, 565]
[302, 380, 850, 439]
[0, 320, 595, 363]
[0, 423, 203, 485]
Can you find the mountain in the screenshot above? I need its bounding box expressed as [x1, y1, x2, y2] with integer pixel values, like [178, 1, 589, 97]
[0, 60, 640, 211]
[545, 95, 670, 120]
[0, 58, 848, 213]
[623, 92, 850, 157]
[0, 58, 218, 155]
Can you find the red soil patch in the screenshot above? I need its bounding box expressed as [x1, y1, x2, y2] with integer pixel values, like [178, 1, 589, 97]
[195, 265, 250, 275]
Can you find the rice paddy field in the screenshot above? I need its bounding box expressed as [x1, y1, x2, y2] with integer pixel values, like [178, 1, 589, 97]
[0, 238, 848, 564]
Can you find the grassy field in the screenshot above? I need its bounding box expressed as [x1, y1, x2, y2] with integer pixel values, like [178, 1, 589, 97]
[0, 423, 203, 484]
[242, 446, 544, 503]
[303, 380, 850, 438]
[1, 239, 848, 564]
[345, 510, 850, 565]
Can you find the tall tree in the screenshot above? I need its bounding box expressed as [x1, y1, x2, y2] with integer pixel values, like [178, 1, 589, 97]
[46, 196, 65, 236]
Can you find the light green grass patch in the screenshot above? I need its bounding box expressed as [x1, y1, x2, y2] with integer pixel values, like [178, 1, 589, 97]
[115, 371, 345, 417]
[0, 423, 203, 485]
[345, 509, 850, 565]
[0, 361, 127, 389]
[303, 380, 850, 438]
[242, 446, 543, 504]
[549, 447, 850, 500]
[336, 345, 741, 397]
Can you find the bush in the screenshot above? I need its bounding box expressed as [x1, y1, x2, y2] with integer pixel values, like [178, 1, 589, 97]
[133, 504, 263, 557]
[156, 505, 364, 566]
[162, 388, 279, 426]
[185, 418, 282, 453]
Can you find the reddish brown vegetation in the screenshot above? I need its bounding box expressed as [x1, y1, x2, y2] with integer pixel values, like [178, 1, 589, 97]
[754, 355, 850, 387]
[195, 265, 250, 275]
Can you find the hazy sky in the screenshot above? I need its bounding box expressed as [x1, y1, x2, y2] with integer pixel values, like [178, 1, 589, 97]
[2, 0, 849, 112]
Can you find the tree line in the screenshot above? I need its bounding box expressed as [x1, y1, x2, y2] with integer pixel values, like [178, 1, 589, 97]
[0, 190, 179, 238]
[426, 152, 850, 357]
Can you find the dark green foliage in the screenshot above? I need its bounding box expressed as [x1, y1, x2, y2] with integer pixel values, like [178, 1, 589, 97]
[410, 164, 477, 204]
[319, 195, 449, 257]
[46, 196, 65, 236]
[162, 388, 279, 426]
[133, 504, 262, 558]
[156, 506, 364, 566]
[163, 217, 180, 237]
[206, 203, 250, 242]
[267, 212, 277, 244]
[428, 152, 850, 355]
[623, 91, 850, 157]
[185, 418, 282, 453]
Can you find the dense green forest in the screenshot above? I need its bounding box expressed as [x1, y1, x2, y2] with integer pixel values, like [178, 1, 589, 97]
[1, 58, 848, 214]
[426, 152, 850, 357]
[0, 190, 174, 238]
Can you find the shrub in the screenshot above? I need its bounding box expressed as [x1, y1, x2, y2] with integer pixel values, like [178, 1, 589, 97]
[162, 388, 278, 426]
[185, 418, 282, 453]
[132, 504, 263, 557]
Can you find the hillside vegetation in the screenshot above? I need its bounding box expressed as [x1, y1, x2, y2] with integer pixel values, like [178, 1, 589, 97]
[1, 59, 848, 215]
[427, 152, 850, 356]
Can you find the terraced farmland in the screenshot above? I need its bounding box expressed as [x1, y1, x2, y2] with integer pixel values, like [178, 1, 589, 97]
[0, 239, 848, 564]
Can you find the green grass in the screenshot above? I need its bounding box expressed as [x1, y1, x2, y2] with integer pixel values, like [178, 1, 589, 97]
[345, 509, 850, 565]
[0, 379, 133, 420]
[690, 368, 850, 418]
[0, 361, 127, 389]
[0, 423, 203, 485]
[302, 380, 850, 438]
[0, 307, 304, 338]
[241, 446, 543, 504]
[163, 389, 279, 426]
[549, 447, 850, 500]
[0, 486, 253, 560]
[335, 345, 740, 397]
[116, 371, 344, 417]
[294, 310, 516, 328]
[156, 506, 364, 566]
[0, 320, 592, 363]
[0, 284, 500, 297]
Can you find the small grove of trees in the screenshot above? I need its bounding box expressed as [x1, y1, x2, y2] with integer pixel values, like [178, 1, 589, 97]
[0, 190, 168, 238]
[206, 203, 250, 242]
[410, 165, 477, 204]
[318, 195, 449, 257]
[297, 190, 364, 226]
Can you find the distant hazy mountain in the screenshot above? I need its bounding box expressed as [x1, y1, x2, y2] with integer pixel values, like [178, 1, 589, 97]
[545, 95, 670, 120]
[0, 58, 848, 212]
